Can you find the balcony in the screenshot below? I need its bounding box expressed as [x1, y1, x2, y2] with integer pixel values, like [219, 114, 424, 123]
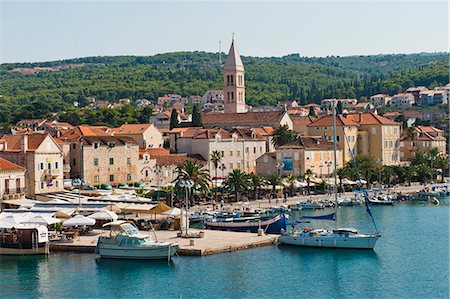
[44, 169, 60, 178]
[3, 188, 26, 199]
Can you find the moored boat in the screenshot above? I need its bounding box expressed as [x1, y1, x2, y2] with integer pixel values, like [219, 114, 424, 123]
[95, 221, 178, 260]
[205, 213, 288, 234]
[0, 223, 49, 255]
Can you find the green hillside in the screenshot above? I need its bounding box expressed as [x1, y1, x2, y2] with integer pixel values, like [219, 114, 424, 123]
[0, 51, 448, 126]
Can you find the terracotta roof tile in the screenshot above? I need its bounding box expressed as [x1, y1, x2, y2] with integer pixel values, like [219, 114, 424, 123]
[344, 112, 399, 125]
[308, 115, 358, 127]
[0, 157, 24, 171]
[113, 124, 154, 135]
[0, 133, 49, 152]
[203, 111, 286, 125]
[279, 136, 336, 150]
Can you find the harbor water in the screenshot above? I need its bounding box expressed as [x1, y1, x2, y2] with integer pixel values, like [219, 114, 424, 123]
[1, 197, 449, 298]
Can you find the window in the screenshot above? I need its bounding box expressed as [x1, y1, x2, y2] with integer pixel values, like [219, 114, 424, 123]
[55, 181, 59, 188]
[230, 150, 233, 156]
[229, 163, 233, 169]
[221, 151, 224, 157]
[389, 141, 393, 148]
[384, 141, 388, 148]
[260, 147, 263, 153]
[127, 158, 131, 164]
[237, 162, 241, 169]
[109, 175, 114, 182]
[94, 143, 99, 149]
[237, 150, 241, 156]
[127, 173, 132, 181]
[253, 147, 256, 154]
[145, 170, 149, 177]
[72, 144, 76, 149]
[41, 182, 45, 189]
[126, 142, 131, 148]
[231, 92, 234, 100]
[245, 147, 249, 153]
[47, 163, 51, 170]
[108, 142, 115, 148]
[94, 158, 99, 166]
[109, 158, 114, 165]
[55, 162, 58, 169]
[73, 158, 76, 166]
[94, 175, 99, 182]
[40, 163, 44, 170]
[336, 136, 340, 142]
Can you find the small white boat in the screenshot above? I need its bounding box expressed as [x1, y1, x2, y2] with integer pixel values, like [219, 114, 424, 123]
[298, 200, 324, 209]
[95, 221, 178, 260]
[279, 227, 380, 249]
[0, 223, 49, 255]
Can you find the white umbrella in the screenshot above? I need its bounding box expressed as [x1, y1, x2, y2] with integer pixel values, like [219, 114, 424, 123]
[294, 180, 308, 188]
[342, 178, 357, 185]
[88, 210, 118, 221]
[63, 215, 96, 227]
[162, 208, 181, 216]
[21, 215, 61, 225]
[359, 179, 367, 184]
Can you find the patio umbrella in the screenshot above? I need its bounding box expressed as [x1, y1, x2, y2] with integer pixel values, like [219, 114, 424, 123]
[87, 210, 118, 221]
[162, 208, 181, 216]
[63, 215, 96, 227]
[21, 215, 61, 225]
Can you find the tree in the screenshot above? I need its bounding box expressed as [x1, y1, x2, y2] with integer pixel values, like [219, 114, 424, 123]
[175, 159, 210, 205]
[272, 125, 297, 147]
[286, 175, 296, 196]
[308, 106, 316, 117]
[224, 169, 249, 202]
[402, 165, 417, 186]
[169, 109, 179, 130]
[248, 173, 267, 201]
[266, 173, 282, 198]
[406, 126, 418, 142]
[191, 104, 202, 127]
[304, 168, 314, 195]
[434, 156, 449, 183]
[138, 106, 153, 123]
[210, 150, 223, 199]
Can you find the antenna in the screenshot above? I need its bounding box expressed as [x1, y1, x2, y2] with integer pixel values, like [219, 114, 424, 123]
[219, 40, 222, 65]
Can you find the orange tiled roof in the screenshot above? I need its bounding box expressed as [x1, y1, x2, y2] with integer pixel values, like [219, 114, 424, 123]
[344, 112, 399, 125]
[0, 133, 49, 152]
[292, 115, 317, 126]
[308, 115, 358, 127]
[279, 136, 336, 150]
[0, 157, 24, 171]
[113, 124, 154, 135]
[203, 111, 286, 125]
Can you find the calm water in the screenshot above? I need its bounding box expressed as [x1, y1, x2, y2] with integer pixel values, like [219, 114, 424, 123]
[1, 197, 449, 299]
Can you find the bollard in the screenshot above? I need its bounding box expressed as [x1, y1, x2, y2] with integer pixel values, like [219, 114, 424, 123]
[257, 228, 264, 236]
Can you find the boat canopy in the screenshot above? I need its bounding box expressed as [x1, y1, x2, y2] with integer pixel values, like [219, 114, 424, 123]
[302, 213, 336, 221]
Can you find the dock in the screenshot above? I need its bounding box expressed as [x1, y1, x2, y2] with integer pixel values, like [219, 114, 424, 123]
[50, 229, 278, 256]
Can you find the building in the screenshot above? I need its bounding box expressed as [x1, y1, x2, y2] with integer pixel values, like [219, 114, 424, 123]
[257, 136, 343, 178]
[112, 124, 163, 149]
[307, 112, 401, 165]
[420, 90, 447, 105]
[370, 94, 391, 107]
[0, 157, 26, 200]
[255, 152, 277, 176]
[135, 98, 151, 107]
[390, 93, 415, 108]
[345, 102, 374, 112]
[150, 111, 192, 130]
[0, 133, 64, 197]
[291, 115, 317, 135]
[203, 110, 293, 130]
[224, 38, 246, 114]
[15, 119, 47, 131]
[202, 90, 224, 103]
[321, 99, 357, 110]
[189, 96, 206, 106]
[406, 86, 428, 103]
[400, 126, 447, 161]
[38, 121, 74, 138]
[169, 127, 267, 177]
[58, 126, 140, 186]
[277, 100, 299, 110]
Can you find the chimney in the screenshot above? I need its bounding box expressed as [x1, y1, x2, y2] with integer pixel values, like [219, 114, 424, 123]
[22, 133, 28, 153]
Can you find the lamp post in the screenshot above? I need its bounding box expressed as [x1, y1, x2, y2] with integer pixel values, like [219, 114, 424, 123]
[179, 179, 194, 237]
[276, 162, 284, 176]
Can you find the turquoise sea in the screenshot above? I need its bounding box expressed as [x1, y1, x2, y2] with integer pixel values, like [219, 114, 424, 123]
[1, 197, 449, 299]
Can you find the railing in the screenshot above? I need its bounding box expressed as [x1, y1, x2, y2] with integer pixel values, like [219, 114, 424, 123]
[4, 188, 25, 194]
[44, 169, 60, 177]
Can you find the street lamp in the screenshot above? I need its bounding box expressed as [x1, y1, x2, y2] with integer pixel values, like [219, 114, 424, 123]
[178, 179, 194, 237]
[276, 162, 285, 176]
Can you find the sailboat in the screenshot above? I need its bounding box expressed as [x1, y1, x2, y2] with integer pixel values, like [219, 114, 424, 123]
[279, 101, 381, 249]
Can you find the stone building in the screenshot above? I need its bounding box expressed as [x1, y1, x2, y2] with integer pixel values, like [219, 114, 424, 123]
[0, 157, 26, 200]
[400, 126, 447, 161]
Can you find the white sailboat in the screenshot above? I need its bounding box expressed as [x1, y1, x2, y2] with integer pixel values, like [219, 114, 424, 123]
[279, 100, 381, 249]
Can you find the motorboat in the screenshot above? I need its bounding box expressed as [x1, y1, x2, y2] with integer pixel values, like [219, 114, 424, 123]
[205, 213, 288, 234]
[337, 197, 362, 207]
[368, 196, 394, 206]
[95, 221, 178, 260]
[0, 223, 49, 255]
[297, 200, 324, 209]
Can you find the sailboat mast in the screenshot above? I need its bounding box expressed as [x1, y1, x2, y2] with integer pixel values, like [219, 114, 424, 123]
[332, 100, 338, 229]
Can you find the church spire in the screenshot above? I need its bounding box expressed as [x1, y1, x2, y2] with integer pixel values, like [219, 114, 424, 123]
[223, 36, 246, 114]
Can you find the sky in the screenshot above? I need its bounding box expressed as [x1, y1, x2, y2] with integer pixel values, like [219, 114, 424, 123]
[0, 1, 448, 63]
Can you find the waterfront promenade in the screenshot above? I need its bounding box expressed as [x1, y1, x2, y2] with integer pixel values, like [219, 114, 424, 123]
[51, 229, 277, 256]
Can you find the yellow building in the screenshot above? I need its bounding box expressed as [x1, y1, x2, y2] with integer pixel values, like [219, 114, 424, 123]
[308, 112, 401, 165]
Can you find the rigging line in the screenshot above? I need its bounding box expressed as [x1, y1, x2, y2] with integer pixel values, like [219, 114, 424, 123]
[340, 114, 379, 233]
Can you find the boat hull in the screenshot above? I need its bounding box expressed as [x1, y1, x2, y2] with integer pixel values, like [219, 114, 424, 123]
[0, 243, 49, 255]
[206, 214, 287, 234]
[279, 234, 379, 249]
[96, 244, 178, 260]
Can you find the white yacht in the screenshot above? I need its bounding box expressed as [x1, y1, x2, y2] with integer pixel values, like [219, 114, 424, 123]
[95, 221, 178, 260]
[279, 100, 381, 250]
[298, 200, 324, 209]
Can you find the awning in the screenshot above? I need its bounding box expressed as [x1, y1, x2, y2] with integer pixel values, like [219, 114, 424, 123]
[88, 210, 118, 221]
[63, 215, 96, 227]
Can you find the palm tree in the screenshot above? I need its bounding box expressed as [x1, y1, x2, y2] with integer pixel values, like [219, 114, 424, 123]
[224, 169, 249, 202]
[248, 173, 267, 201]
[272, 125, 297, 147]
[286, 174, 296, 196]
[336, 167, 346, 193]
[382, 166, 397, 187]
[175, 159, 210, 205]
[210, 150, 223, 199]
[433, 156, 449, 183]
[267, 173, 282, 199]
[304, 168, 314, 195]
[402, 165, 417, 186]
[406, 126, 418, 144]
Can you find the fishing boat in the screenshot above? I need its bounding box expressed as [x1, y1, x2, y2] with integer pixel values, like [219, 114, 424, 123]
[205, 213, 288, 234]
[279, 100, 381, 249]
[0, 223, 50, 255]
[95, 221, 178, 260]
[368, 196, 394, 206]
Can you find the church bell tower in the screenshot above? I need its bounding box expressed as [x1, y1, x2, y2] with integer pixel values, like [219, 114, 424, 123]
[223, 37, 247, 114]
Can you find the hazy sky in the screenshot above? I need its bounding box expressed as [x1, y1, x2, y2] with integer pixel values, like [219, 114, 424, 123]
[1, 1, 448, 63]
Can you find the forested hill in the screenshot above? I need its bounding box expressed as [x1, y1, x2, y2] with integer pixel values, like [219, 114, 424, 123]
[0, 51, 448, 125]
